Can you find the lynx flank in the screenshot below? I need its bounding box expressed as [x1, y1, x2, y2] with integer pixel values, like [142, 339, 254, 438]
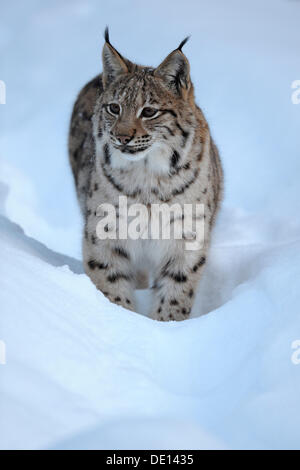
[69, 29, 223, 321]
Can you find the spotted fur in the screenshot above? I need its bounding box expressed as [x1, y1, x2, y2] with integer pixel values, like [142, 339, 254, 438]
[69, 30, 223, 321]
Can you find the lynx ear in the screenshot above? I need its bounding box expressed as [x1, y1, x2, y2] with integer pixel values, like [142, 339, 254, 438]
[102, 27, 130, 88]
[154, 37, 191, 97]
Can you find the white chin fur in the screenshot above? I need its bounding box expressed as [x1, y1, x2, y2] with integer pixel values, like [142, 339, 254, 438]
[109, 142, 172, 173]
[95, 135, 172, 174]
[115, 148, 150, 162]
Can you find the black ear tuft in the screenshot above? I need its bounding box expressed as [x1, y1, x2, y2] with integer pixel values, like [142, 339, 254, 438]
[177, 36, 190, 52]
[104, 26, 110, 44]
[102, 29, 131, 88]
[154, 46, 191, 97]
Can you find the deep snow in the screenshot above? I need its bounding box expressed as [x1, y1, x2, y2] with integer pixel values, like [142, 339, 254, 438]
[1, 0, 300, 450]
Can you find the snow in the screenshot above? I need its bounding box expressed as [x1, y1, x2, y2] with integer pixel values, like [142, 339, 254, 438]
[1, 0, 300, 450]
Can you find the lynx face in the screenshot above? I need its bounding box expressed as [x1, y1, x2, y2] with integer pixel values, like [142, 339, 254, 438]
[93, 30, 197, 166]
[100, 72, 192, 159]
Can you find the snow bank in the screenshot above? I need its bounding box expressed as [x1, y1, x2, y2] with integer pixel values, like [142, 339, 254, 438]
[1, 0, 300, 450]
[1, 202, 300, 449]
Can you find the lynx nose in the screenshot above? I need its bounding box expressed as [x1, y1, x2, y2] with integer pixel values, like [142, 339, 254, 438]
[116, 134, 133, 145]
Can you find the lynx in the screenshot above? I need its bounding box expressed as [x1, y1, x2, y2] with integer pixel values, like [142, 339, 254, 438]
[69, 29, 223, 321]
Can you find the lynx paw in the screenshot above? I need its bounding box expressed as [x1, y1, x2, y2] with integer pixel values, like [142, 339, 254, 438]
[102, 291, 136, 312]
[151, 302, 192, 322]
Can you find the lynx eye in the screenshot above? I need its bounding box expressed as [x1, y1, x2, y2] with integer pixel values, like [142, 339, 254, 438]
[107, 103, 120, 115]
[141, 107, 159, 119]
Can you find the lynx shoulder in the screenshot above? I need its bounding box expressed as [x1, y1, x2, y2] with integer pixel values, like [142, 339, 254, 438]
[69, 29, 223, 321]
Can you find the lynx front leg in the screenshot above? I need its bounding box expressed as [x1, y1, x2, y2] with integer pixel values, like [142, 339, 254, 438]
[150, 247, 207, 322]
[83, 238, 136, 312]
